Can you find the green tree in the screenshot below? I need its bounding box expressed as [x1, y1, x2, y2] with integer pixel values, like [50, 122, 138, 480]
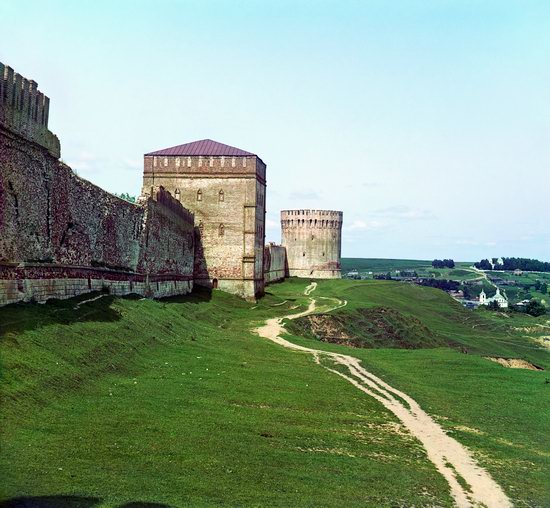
[115, 192, 137, 203]
[475, 259, 492, 270]
[525, 300, 547, 317]
[487, 300, 500, 311]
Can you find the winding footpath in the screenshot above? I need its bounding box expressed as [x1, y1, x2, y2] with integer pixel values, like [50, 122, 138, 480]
[255, 282, 512, 508]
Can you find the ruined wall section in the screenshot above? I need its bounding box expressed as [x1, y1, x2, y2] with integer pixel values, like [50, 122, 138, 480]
[281, 209, 343, 279]
[0, 62, 60, 158]
[263, 243, 287, 283]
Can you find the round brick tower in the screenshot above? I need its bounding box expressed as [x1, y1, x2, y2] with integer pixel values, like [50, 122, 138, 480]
[281, 209, 343, 279]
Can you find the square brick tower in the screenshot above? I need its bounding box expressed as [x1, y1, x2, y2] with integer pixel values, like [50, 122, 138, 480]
[141, 139, 266, 300]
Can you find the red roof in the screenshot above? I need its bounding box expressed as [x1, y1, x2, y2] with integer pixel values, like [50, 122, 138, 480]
[145, 139, 256, 157]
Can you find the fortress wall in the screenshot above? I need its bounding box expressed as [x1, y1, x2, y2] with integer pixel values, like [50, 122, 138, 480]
[0, 128, 144, 270]
[0, 74, 195, 306]
[263, 243, 287, 283]
[0, 62, 60, 158]
[138, 186, 195, 278]
[0, 130, 194, 305]
[281, 209, 343, 279]
[142, 154, 266, 300]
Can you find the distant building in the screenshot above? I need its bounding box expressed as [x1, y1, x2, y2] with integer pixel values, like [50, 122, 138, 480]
[449, 290, 465, 299]
[281, 209, 343, 279]
[479, 288, 509, 308]
[516, 299, 531, 308]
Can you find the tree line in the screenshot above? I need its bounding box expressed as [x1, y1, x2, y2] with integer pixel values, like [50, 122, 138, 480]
[432, 259, 455, 269]
[475, 257, 550, 272]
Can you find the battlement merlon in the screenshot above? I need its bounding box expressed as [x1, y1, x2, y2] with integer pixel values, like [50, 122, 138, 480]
[142, 154, 266, 184]
[281, 209, 343, 229]
[281, 209, 343, 218]
[0, 62, 61, 159]
[140, 185, 195, 225]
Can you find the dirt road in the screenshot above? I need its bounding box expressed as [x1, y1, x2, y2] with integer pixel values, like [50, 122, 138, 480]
[254, 284, 512, 508]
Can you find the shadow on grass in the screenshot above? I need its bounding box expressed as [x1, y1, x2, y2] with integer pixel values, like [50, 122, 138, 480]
[0, 285, 215, 339]
[158, 284, 213, 305]
[0, 292, 121, 337]
[0, 496, 101, 508]
[0, 497, 174, 508]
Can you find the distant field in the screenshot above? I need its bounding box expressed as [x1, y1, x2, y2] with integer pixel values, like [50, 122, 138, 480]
[341, 258, 434, 272]
[341, 260, 550, 301]
[342, 258, 473, 272]
[341, 258, 477, 280]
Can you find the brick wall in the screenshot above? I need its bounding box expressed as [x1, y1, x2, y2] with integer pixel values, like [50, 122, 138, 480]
[281, 209, 343, 279]
[0, 75, 195, 306]
[264, 243, 287, 283]
[0, 62, 60, 158]
[142, 154, 266, 300]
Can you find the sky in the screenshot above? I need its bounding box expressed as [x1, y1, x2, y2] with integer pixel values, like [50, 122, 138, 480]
[2, 0, 549, 261]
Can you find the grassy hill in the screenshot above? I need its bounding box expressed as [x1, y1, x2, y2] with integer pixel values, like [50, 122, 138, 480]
[1, 280, 549, 507]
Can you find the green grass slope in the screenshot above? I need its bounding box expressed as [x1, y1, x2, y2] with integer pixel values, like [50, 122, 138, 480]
[271, 279, 550, 506]
[1, 287, 451, 508]
[1, 279, 549, 507]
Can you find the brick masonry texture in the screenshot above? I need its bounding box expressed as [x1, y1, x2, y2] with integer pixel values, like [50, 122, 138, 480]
[142, 152, 266, 300]
[281, 209, 343, 279]
[1, 63, 346, 306]
[0, 62, 60, 158]
[264, 243, 287, 283]
[0, 64, 195, 306]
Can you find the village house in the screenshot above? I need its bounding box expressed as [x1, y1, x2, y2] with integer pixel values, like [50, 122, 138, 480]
[479, 288, 509, 308]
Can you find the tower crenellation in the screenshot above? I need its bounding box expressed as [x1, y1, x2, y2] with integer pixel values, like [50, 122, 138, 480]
[141, 139, 267, 300]
[281, 209, 343, 279]
[0, 61, 60, 158]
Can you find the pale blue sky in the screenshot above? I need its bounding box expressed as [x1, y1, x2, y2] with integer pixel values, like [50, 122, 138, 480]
[2, 0, 549, 261]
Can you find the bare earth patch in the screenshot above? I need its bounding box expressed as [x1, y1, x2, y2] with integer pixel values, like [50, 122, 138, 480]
[535, 336, 550, 350]
[484, 357, 544, 371]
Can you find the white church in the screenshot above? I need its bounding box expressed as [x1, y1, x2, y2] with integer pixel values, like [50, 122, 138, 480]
[479, 288, 509, 308]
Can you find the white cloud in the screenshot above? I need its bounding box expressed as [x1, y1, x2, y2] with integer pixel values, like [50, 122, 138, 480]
[371, 206, 434, 221]
[65, 151, 141, 175]
[454, 239, 497, 247]
[289, 190, 321, 200]
[345, 219, 385, 231]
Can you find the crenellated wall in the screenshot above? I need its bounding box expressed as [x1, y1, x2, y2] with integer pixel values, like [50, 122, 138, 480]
[142, 151, 266, 300]
[0, 65, 195, 306]
[0, 62, 60, 158]
[0, 62, 348, 305]
[263, 242, 287, 283]
[0, 127, 195, 305]
[281, 209, 343, 279]
[138, 186, 195, 278]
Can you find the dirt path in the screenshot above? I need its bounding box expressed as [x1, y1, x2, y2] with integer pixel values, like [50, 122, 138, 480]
[469, 267, 511, 305]
[254, 284, 512, 508]
[304, 281, 317, 296]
